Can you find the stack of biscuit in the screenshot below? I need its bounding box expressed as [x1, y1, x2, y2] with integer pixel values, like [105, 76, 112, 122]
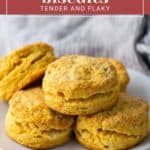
[0, 42, 149, 150]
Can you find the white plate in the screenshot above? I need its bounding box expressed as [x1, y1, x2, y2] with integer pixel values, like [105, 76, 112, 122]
[0, 69, 150, 150]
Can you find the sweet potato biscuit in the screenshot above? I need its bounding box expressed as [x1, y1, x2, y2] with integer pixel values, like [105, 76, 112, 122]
[43, 55, 118, 100]
[5, 88, 74, 149]
[0, 42, 56, 101]
[75, 93, 149, 150]
[43, 55, 119, 115]
[100, 58, 129, 91]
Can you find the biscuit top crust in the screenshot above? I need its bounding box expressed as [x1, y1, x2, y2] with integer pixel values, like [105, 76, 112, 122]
[9, 88, 74, 130]
[100, 58, 129, 91]
[0, 42, 54, 81]
[77, 93, 149, 136]
[43, 55, 118, 100]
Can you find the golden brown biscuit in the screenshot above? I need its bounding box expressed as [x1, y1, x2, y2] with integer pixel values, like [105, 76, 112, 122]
[100, 58, 129, 91]
[5, 88, 74, 149]
[0, 42, 56, 101]
[43, 55, 119, 115]
[75, 93, 149, 150]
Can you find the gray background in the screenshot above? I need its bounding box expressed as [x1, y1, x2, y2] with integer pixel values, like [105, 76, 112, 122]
[0, 15, 150, 75]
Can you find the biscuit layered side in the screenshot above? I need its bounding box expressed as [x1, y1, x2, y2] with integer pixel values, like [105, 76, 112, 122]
[45, 86, 119, 115]
[43, 55, 120, 115]
[5, 88, 74, 149]
[0, 42, 56, 101]
[100, 58, 130, 91]
[75, 93, 149, 150]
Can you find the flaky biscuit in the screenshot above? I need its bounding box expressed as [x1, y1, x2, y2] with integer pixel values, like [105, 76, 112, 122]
[5, 88, 74, 149]
[75, 93, 149, 150]
[43, 55, 118, 100]
[0, 42, 56, 101]
[45, 85, 119, 115]
[100, 58, 129, 91]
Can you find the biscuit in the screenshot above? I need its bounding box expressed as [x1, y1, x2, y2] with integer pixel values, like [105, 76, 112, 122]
[43, 55, 118, 100]
[75, 93, 149, 150]
[5, 88, 74, 149]
[0, 42, 56, 101]
[43, 55, 119, 115]
[100, 58, 129, 91]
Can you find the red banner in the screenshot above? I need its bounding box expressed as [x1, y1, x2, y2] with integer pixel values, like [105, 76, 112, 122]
[144, 0, 150, 14]
[0, 0, 149, 14]
[0, 0, 6, 14]
[7, 0, 143, 14]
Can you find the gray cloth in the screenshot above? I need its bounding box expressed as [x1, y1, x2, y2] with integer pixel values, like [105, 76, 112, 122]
[136, 16, 150, 73]
[0, 15, 149, 75]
